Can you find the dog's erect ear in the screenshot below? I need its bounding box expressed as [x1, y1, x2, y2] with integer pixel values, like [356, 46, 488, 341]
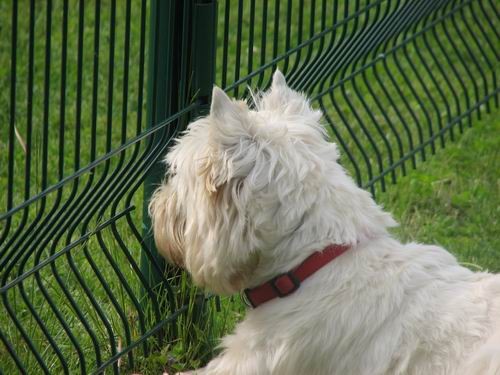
[210, 86, 250, 124]
[209, 86, 253, 138]
[260, 70, 322, 122]
[203, 86, 254, 193]
[210, 86, 234, 120]
[271, 69, 287, 90]
[209, 85, 255, 144]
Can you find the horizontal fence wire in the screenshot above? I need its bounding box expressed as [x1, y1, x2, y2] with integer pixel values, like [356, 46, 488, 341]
[0, 0, 499, 374]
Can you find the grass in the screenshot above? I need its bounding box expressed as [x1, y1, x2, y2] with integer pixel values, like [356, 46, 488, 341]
[379, 108, 500, 273]
[0, 0, 498, 374]
[0, 1, 155, 374]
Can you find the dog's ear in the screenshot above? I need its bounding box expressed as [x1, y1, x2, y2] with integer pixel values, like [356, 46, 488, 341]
[271, 69, 287, 90]
[202, 86, 255, 193]
[210, 86, 250, 128]
[210, 86, 235, 121]
[261, 69, 322, 122]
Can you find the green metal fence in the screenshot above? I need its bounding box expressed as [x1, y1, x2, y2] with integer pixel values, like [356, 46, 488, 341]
[1, 0, 498, 373]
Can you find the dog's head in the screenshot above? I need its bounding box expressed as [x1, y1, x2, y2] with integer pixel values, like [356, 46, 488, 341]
[149, 70, 396, 294]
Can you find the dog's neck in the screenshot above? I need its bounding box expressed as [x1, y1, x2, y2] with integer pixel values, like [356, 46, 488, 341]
[247, 178, 396, 288]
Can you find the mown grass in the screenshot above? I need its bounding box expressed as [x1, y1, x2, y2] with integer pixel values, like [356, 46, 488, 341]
[379, 107, 500, 273]
[0, 0, 498, 374]
[0, 1, 156, 374]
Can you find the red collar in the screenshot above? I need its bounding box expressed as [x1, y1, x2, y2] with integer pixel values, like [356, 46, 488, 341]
[243, 244, 350, 308]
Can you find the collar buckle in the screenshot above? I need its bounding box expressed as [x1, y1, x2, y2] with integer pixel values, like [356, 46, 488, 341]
[270, 271, 301, 297]
[242, 244, 350, 308]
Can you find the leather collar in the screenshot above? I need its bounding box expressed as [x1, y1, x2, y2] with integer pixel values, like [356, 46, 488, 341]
[243, 244, 350, 308]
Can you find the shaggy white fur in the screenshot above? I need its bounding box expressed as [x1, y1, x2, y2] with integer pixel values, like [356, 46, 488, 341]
[149, 70, 500, 375]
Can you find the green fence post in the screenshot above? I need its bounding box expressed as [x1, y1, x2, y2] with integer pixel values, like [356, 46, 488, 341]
[141, 0, 218, 349]
[141, 0, 182, 326]
[186, 0, 219, 364]
[191, 0, 218, 116]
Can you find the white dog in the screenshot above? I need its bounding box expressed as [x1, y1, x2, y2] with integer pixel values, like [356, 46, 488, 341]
[149, 70, 500, 375]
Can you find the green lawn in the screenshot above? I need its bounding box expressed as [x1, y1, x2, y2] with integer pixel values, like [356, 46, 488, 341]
[379, 108, 500, 273]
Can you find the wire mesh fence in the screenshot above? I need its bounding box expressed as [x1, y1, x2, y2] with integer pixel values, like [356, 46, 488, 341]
[0, 0, 498, 373]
